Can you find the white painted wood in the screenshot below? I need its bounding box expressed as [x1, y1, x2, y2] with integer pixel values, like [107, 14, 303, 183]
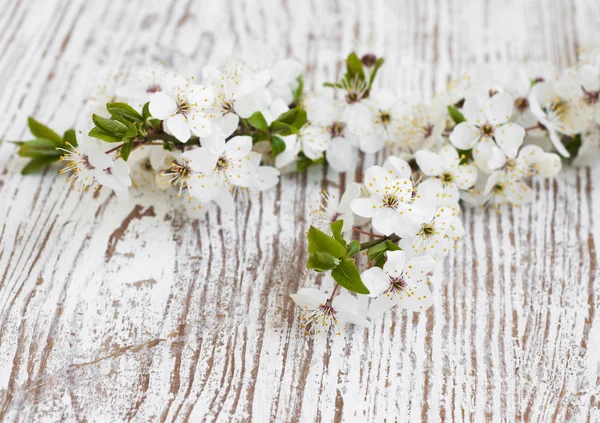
[0, 0, 599, 421]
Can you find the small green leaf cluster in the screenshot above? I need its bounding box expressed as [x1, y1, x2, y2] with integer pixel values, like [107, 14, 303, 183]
[324, 52, 385, 98]
[246, 107, 307, 158]
[306, 221, 370, 295]
[13, 118, 77, 174]
[88, 102, 157, 161]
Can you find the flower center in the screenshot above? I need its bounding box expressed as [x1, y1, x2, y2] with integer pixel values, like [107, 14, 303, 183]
[221, 100, 235, 114]
[422, 123, 434, 139]
[480, 123, 494, 137]
[216, 155, 231, 172]
[378, 111, 391, 125]
[176, 100, 192, 117]
[583, 89, 599, 105]
[330, 211, 341, 223]
[329, 121, 346, 138]
[146, 83, 162, 94]
[515, 97, 529, 112]
[441, 172, 454, 183]
[382, 194, 399, 208]
[388, 275, 407, 293]
[492, 183, 505, 194]
[418, 222, 436, 237]
[503, 158, 517, 172]
[163, 159, 195, 198]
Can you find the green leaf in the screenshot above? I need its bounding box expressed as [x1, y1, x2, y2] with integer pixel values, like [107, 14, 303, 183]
[270, 135, 286, 157]
[21, 155, 59, 175]
[120, 142, 133, 161]
[142, 102, 151, 121]
[148, 118, 161, 129]
[346, 240, 360, 257]
[89, 127, 121, 143]
[124, 124, 138, 139]
[563, 133, 582, 157]
[307, 226, 346, 258]
[252, 131, 270, 143]
[307, 252, 342, 272]
[27, 117, 63, 145]
[296, 155, 325, 171]
[270, 108, 307, 135]
[447, 105, 466, 124]
[330, 220, 346, 247]
[346, 52, 366, 81]
[63, 129, 77, 147]
[367, 239, 400, 268]
[248, 112, 269, 132]
[456, 148, 472, 165]
[331, 258, 370, 294]
[368, 57, 385, 89]
[107, 102, 143, 122]
[17, 139, 63, 158]
[292, 75, 304, 105]
[92, 114, 127, 137]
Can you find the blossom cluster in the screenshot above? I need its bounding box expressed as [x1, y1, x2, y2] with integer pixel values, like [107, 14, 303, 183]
[14, 50, 599, 335]
[289, 52, 600, 335]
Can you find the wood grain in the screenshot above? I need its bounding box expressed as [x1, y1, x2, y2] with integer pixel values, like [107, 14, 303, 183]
[1, 0, 599, 422]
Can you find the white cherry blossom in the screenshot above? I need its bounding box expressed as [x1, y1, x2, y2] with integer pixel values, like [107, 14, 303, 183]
[357, 90, 405, 153]
[449, 92, 526, 170]
[361, 250, 436, 318]
[302, 96, 358, 172]
[397, 103, 446, 157]
[57, 134, 113, 191]
[398, 183, 464, 259]
[310, 183, 361, 235]
[415, 146, 477, 205]
[290, 288, 369, 334]
[95, 158, 132, 202]
[351, 161, 421, 237]
[487, 144, 562, 179]
[202, 65, 268, 137]
[181, 134, 257, 203]
[149, 83, 214, 142]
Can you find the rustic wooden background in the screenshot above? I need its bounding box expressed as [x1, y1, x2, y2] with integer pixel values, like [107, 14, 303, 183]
[1, 0, 599, 422]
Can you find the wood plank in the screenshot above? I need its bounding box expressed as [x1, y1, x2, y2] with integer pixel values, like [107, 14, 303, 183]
[0, 0, 599, 421]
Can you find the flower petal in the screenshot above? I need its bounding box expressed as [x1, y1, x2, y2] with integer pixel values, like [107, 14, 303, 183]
[326, 137, 355, 173]
[415, 150, 444, 176]
[449, 122, 480, 150]
[438, 145, 460, 169]
[351, 196, 380, 218]
[360, 267, 390, 298]
[372, 207, 401, 236]
[454, 163, 478, 189]
[165, 114, 191, 142]
[234, 93, 258, 118]
[384, 156, 412, 180]
[216, 113, 240, 138]
[398, 283, 434, 312]
[182, 147, 218, 174]
[368, 294, 399, 319]
[383, 250, 407, 277]
[494, 122, 525, 155]
[403, 255, 436, 284]
[225, 136, 253, 160]
[290, 288, 327, 307]
[484, 92, 514, 124]
[149, 92, 178, 120]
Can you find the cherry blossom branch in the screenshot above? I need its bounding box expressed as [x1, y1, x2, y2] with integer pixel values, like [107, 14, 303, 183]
[358, 234, 400, 251]
[352, 226, 385, 238]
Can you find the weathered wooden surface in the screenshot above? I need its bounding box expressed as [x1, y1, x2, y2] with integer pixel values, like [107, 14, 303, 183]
[1, 0, 599, 422]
